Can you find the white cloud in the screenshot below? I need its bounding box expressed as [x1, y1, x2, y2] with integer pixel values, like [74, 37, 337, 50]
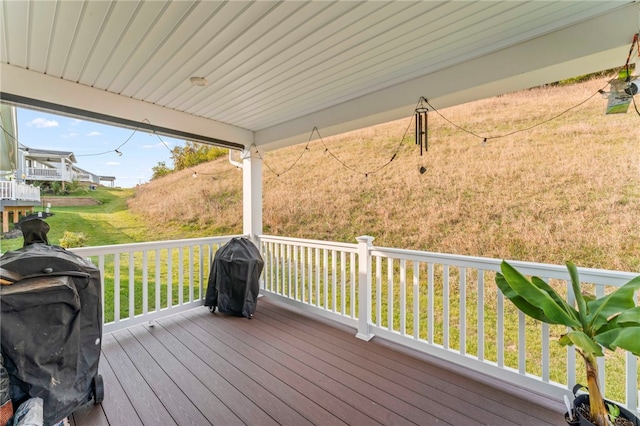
[71, 119, 82, 125]
[142, 142, 169, 149]
[86, 131, 101, 137]
[106, 161, 120, 166]
[60, 132, 79, 139]
[28, 118, 59, 128]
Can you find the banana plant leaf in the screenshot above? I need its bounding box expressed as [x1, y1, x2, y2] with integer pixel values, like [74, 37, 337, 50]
[595, 326, 640, 355]
[559, 330, 603, 356]
[586, 274, 640, 331]
[495, 273, 551, 323]
[567, 262, 588, 329]
[498, 261, 580, 328]
[616, 307, 640, 325]
[531, 276, 578, 320]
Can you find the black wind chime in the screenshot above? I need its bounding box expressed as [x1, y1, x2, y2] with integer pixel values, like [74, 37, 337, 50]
[415, 97, 428, 155]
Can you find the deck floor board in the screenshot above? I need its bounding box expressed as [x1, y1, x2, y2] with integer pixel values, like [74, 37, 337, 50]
[73, 296, 566, 426]
[182, 310, 377, 425]
[257, 301, 557, 426]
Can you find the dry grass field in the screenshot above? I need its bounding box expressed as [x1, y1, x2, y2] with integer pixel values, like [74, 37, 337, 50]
[128, 75, 640, 272]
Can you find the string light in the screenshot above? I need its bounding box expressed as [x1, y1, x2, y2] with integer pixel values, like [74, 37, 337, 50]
[0, 111, 239, 182]
[419, 77, 620, 145]
[2, 39, 637, 182]
[418, 35, 639, 141]
[256, 68, 637, 178]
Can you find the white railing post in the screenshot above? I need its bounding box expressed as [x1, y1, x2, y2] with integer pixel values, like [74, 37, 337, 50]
[356, 235, 374, 341]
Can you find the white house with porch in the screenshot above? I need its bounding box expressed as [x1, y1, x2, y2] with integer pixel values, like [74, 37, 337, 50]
[16, 145, 108, 188]
[19, 146, 77, 185]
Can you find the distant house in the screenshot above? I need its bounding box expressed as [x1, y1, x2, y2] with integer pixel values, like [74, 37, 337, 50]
[18, 145, 106, 187]
[73, 166, 101, 186]
[19, 146, 77, 185]
[1, 107, 109, 232]
[99, 176, 116, 188]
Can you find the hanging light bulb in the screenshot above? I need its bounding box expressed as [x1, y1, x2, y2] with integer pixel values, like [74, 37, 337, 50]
[192, 172, 198, 178]
[115, 149, 122, 156]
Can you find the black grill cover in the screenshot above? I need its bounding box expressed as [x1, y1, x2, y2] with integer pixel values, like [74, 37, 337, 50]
[204, 237, 264, 318]
[0, 243, 102, 425]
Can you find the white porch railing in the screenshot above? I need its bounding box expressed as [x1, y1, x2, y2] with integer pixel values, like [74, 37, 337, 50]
[66, 234, 639, 413]
[259, 235, 640, 414]
[70, 235, 241, 334]
[0, 180, 41, 201]
[26, 166, 72, 182]
[72, 171, 100, 184]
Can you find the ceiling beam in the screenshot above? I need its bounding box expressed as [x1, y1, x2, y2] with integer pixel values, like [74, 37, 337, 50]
[255, 2, 639, 152]
[0, 64, 253, 150]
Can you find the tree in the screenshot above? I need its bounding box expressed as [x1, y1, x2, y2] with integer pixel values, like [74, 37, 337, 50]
[151, 142, 227, 180]
[171, 142, 226, 171]
[151, 161, 172, 180]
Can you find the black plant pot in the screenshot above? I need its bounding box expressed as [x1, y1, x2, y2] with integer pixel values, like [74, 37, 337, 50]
[569, 386, 640, 426]
[564, 411, 580, 425]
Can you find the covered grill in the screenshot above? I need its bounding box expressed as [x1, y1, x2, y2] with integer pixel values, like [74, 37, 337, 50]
[204, 237, 264, 319]
[0, 218, 103, 425]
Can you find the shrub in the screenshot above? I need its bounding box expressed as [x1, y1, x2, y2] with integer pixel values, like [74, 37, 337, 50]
[58, 231, 88, 248]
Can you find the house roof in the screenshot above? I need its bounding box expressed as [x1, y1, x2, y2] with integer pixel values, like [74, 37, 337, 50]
[1, 1, 638, 153]
[73, 166, 96, 175]
[23, 148, 77, 163]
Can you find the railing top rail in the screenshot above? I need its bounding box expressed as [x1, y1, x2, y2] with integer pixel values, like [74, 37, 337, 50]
[259, 234, 358, 252]
[371, 246, 638, 287]
[70, 235, 244, 256]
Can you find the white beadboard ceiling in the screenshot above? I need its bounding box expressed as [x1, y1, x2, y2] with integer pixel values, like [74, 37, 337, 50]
[1, 1, 638, 152]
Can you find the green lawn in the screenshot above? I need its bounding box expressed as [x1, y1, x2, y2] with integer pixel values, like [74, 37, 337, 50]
[1, 187, 151, 253]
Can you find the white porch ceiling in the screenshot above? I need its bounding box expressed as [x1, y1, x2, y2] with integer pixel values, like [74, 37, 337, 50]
[1, 1, 638, 152]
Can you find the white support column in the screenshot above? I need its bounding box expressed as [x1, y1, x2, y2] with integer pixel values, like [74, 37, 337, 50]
[242, 146, 262, 244]
[356, 235, 374, 341]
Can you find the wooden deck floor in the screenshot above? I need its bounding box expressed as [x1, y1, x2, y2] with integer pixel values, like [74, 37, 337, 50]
[71, 296, 566, 426]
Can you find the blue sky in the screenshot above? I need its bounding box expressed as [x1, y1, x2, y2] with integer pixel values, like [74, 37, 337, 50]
[16, 107, 185, 188]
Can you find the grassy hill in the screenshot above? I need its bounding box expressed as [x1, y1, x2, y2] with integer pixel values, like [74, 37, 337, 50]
[128, 76, 636, 272]
[1, 187, 146, 253]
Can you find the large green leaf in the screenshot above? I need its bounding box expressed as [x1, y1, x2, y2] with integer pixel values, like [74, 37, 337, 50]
[595, 326, 640, 355]
[530, 276, 578, 321]
[499, 261, 580, 327]
[595, 307, 640, 335]
[616, 307, 640, 326]
[561, 330, 603, 356]
[566, 262, 588, 329]
[496, 273, 551, 323]
[587, 274, 640, 331]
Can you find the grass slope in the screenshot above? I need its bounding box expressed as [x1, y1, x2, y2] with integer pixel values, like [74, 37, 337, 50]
[1, 187, 146, 253]
[128, 76, 640, 272]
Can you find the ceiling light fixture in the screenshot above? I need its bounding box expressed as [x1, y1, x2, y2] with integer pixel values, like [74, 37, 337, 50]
[189, 76, 208, 87]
